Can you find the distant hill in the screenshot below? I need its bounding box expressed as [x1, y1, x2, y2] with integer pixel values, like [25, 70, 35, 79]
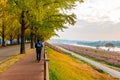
[50, 39, 120, 48]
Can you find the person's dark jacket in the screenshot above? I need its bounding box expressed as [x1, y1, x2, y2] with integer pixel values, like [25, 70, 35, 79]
[35, 41, 43, 49]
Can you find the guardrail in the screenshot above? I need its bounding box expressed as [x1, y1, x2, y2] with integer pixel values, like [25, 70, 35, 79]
[44, 45, 49, 80]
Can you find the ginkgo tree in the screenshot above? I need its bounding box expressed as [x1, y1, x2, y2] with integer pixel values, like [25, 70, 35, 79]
[0, 0, 7, 46]
[0, 13, 13, 46]
[28, 0, 81, 47]
[6, 19, 20, 45]
[2, 0, 83, 54]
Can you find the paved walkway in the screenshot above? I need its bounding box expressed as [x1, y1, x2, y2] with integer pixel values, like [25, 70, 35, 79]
[0, 44, 30, 61]
[0, 49, 44, 80]
[57, 46, 120, 79]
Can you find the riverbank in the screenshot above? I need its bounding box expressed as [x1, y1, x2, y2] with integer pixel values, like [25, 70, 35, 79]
[48, 39, 120, 53]
[46, 46, 117, 80]
[67, 43, 120, 54]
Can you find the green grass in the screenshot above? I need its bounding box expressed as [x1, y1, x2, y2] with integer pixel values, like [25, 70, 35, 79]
[46, 47, 117, 80]
[69, 55, 106, 74]
[74, 51, 120, 68]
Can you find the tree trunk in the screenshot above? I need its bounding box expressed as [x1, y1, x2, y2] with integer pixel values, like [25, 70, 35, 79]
[30, 33, 34, 48]
[10, 39, 12, 45]
[34, 35, 37, 44]
[2, 23, 5, 47]
[10, 34, 12, 45]
[17, 34, 20, 44]
[30, 26, 34, 48]
[20, 11, 25, 54]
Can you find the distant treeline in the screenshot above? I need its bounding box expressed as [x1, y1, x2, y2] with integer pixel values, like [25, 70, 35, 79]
[77, 41, 120, 47]
[51, 39, 120, 48]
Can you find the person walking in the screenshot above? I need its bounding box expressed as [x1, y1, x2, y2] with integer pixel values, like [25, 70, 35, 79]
[35, 40, 43, 62]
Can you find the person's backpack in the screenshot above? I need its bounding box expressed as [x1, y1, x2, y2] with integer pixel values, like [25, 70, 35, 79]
[37, 42, 42, 48]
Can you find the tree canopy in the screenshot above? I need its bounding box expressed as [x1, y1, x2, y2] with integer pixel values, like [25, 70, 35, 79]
[0, 0, 84, 53]
[105, 43, 115, 48]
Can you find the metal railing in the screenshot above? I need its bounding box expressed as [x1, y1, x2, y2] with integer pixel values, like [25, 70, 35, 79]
[44, 45, 49, 80]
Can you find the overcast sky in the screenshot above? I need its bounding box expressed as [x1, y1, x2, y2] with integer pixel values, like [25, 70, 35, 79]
[52, 0, 120, 41]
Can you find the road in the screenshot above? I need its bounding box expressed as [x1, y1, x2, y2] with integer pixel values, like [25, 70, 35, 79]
[0, 44, 30, 61]
[57, 46, 120, 79]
